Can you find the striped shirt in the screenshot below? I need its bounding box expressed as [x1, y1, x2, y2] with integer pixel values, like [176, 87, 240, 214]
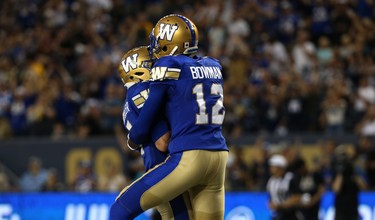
[267, 172, 295, 205]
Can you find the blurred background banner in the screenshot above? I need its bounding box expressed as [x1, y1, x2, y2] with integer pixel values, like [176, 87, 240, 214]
[0, 135, 359, 185]
[0, 137, 124, 184]
[1, 192, 375, 220]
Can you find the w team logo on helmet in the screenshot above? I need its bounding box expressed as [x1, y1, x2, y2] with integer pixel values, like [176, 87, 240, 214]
[150, 14, 199, 58]
[121, 53, 139, 73]
[158, 23, 178, 41]
[118, 46, 154, 86]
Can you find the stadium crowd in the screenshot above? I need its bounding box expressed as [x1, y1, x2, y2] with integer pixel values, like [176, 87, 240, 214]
[0, 0, 375, 139]
[1, 0, 375, 193]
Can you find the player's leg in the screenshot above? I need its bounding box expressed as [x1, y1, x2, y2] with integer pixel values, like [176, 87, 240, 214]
[188, 150, 228, 220]
[155, 192, 193, 220]
[170, 192, 193, 219]
[110, 176, 155, 219]
[109, 152, 199, 220]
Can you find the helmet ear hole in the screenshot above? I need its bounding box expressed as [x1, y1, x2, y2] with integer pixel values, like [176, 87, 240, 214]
[162, 46, 168, 52]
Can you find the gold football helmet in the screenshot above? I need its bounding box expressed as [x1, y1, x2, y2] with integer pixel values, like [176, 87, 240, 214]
[118, 46, 153, 86]
[150, 14, 199, 58]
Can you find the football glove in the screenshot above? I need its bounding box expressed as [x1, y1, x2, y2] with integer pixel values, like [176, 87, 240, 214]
[127, 134, 142, 151]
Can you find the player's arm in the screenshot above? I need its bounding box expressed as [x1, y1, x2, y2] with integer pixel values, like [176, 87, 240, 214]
[150, 116, 170, 152]
[128, 83, 169, 148]
[122, 100, 150, 151]
[303, 173, 324, 207]
[274, 175, 301, 210]
[155, 131, 170, 152]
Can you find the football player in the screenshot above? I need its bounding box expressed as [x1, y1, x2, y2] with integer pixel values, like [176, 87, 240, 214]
[110, 46, 192, 219]
[124, 14, 229, 219]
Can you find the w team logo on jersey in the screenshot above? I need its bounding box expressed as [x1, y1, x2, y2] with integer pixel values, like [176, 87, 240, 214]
[158, 23, 178, 41]
[121, 53, 138, 73]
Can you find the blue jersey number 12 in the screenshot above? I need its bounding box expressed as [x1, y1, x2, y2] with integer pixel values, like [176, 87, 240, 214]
[193, 83, 225, 125]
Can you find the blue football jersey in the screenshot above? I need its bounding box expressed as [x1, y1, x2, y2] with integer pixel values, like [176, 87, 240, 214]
[129, 55, 228, 154]
[123, 81, 169, 171]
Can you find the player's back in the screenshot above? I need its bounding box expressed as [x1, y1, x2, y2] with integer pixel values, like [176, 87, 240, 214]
[151, 55, 228, 154]
[123, 82, 168, 171]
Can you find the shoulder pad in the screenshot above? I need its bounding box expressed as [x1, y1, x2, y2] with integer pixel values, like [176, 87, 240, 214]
[200, 56, 222, 69]
[203, 56, 220, 63]
[151, 56, 181, 81]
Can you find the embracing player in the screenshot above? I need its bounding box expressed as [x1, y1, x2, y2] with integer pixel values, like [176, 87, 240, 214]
[111, 14, 228, 219]
[110, 46, 192, 219]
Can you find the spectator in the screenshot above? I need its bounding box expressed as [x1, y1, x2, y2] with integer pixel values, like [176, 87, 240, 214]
[226, 148, 252, 191]
[100, 83, 123, 134]
[77, 98, 102, 138]
[283, 84, 307, 132]
[337, 34, 354, 61]
[356, 105, 375, 136]
[277, 1, 299, 45]
[332, 145, 367, 220]
[54, 81, 81, 134]
[72, 160, 97, 192]
[292, 158, 325, 220]
[207, 19, 227, 57]
[250, 137, 272, 191]
[0, 116, 12, 139]
[26, 92, 56, 136]
[98, 162, 127, 192]
[292, 30, 316, 80]
[267, 154, 301, 220]
[263, 34, 290, 75]
[20, 156, 48, 192]
[356, 77, 375, 108]
[310, 0, 332, 42]
[320, 89, 347, 134]
[316, 36, 334, 67]
[41, 168, 65, 192]
[331, 1, 355, 41]
[357, 136, 375, 190]
[0, 167, 10, 192]
[0, 79, 11, 118]
[9, 87, 28, 135]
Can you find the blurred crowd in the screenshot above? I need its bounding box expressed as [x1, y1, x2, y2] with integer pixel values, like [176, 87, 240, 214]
[226, 136, 375, 192]
[0, 0, 374, 139]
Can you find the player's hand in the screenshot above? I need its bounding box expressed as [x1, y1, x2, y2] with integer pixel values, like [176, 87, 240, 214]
[268, 202, 277, 210]
[155, 131, 170, 152]
[300, 202, 313, 208]
[127, 134, 142, 150]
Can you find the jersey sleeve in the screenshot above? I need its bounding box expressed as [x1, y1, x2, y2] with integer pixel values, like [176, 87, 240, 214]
[150, 56, 181, 81]
[151, 118, 170, 143]
[128, 84, 169, 145]
[122, 97, 138, 132]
